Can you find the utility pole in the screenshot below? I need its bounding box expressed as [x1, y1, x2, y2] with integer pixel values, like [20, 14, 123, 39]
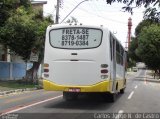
[55, 0, 60, 24]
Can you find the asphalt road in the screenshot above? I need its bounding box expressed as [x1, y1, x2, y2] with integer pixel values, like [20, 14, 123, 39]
[0, 69, 160, 119]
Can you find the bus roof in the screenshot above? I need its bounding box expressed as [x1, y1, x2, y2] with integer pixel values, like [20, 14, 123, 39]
[47, 23, 109, 31]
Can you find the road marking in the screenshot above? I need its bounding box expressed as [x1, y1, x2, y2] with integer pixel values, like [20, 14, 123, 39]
[128, 91, 134, 99]
[144, 70, 147, 85]
[134, 85, 138, 89]
[0, 95, 62, 116]
[115, 110, 124, 119]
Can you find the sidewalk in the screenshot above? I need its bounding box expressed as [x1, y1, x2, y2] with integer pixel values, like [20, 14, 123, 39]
[145, 70, 160, 83]
[0, 81, 40, 96]
[0, 88, 38, 96]
[127, 69, 160, 83]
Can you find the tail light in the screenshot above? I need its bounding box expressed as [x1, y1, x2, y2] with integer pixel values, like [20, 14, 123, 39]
[101, 64, 108, 79]
[44, 69, 49, 72]
[101, 64, 108, 68]
[43, 63, 49, 78]
[101, 75, 108, 79]
[101, 69, 108, 73]
[44, 63, 49, 67]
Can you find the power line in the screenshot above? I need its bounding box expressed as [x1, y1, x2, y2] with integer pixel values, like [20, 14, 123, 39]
[71, 4, 128, 25]
[56, 0, 142, 26]
[60, 0, 89, 23]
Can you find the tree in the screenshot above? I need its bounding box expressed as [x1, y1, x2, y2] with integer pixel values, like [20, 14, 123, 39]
[0, 0, 30, 27]
[136, 24, 160, 76]
[105, 0, 160, 72]
[135, 19, 156, 37]
[0, 6, 52, 83]
[128, 7, 159, 68]
[0, 0, 32, 61]
[144, 7, 160, 23]
[128, 37, 141, 62]
[127, 20, 153, 67]
[106, 0, 160, 14]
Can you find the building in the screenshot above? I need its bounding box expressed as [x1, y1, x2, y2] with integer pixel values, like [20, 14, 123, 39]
[31, 1, 47, 9]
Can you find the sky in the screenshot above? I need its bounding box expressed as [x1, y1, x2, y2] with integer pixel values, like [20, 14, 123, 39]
[40, 0, 146, 48]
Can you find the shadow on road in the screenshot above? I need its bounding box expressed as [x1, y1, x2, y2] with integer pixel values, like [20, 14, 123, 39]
[44, 93, 123, 111]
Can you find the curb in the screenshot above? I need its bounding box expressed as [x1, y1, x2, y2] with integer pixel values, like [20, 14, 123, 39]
[0, 88, 39, 96]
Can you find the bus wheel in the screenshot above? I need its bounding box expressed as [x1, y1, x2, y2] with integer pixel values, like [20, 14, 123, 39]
[63, 92, 78, 101]
[120, 88, 125, 94]
[109, 93, 116, 102]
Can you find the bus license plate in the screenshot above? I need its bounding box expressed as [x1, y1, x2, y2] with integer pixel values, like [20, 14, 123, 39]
[68, 88, 81, 92]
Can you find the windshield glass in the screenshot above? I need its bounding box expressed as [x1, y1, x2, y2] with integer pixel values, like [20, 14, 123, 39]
[49, 27, 103, 49]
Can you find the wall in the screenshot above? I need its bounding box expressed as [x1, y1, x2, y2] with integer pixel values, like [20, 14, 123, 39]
[0, 61, 26, 80]
[0, 61, 43, 80]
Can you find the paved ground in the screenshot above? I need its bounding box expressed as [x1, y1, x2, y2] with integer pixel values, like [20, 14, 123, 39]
[0, 70, 137, 96]
[0, 69, 160, 119]
[0, 70, 158, 96]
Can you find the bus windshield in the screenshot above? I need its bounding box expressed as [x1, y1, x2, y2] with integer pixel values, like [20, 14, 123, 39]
[49, 27, 103, 49]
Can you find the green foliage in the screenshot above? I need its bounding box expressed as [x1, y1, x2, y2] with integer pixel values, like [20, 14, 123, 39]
[105, 0, 160, 70]
[128, 37, 141, 62]
[0, 6, 52, 61]
[127, 58, 136, 68]
[136, 24, 160, 70]
[106, 0, 160, 14]
[135, 19, 156, 37]
[0, 1, 52, 81]
[0, 7, 36, 60]
[0, 0, 31, 27]
[127, 37, 141, 68]
[128, 7, 158, 69]
[144, 7, 160, 23]
[0, 80, 36, 91]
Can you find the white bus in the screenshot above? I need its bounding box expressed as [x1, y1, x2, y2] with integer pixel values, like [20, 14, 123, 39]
[43, 24, 126, 102]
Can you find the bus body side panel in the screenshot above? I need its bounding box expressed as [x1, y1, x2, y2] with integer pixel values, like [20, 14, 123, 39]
[116, 64, 126, 91]
[109, 33, 126, 93]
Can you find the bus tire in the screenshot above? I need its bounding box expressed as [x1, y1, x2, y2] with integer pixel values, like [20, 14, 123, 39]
[109, 93, 116, 102]
[63, 92, 78, 101]
[120, 88, 125, 94]
[120, 79, 126, 94]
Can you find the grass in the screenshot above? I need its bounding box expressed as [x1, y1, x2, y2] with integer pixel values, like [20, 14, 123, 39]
[0, 80, 37, 91]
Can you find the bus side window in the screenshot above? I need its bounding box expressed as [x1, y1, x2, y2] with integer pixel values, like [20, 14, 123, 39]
[113, 38, 115, 58]
[110, 34, 112, 61]
[121, 46, 124, 65]
[116, 41, 120, 64]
